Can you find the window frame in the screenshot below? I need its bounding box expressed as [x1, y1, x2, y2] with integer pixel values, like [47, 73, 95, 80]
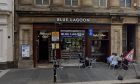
[65, 0, 80, 7]
[93, 0, 108, 8]
[120, 0, 131, 8]
[35, 0, 50, 6]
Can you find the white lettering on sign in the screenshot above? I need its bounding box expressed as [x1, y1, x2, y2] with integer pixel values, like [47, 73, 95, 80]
[56, 18, 90, 23]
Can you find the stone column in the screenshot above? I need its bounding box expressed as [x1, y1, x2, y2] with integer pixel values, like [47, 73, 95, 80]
[53, 0, 64, 6]
[18, 24, 33, 68]
[111, 24, 122, 56]
[82, 0, 92, 7]
[109, 0, 119, 8]
[136, 25, 140, 63]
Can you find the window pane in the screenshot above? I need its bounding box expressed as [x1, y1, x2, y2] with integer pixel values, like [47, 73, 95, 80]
[100, 0, 106, 7]
[36, 0, 42, 5]
[120, 0, 125, 7]
[126, 0, 131, 7]
[43, 0, 49, 5]
[72, 0, 78, 6]
[93, 0, 99, 7]
[65, 0, 71, 6]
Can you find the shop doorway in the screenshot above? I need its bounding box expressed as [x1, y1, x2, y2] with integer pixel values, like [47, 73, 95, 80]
[122, 24, 136, 54]
[91, 30, 110, 62]
[92, 40, 109, 62]
[35, 31, 51, 64]
[38, 35, 49, 63]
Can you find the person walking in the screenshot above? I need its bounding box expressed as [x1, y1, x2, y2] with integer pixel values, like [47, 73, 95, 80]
[111, 53, 122, 69]
[107, 53, 115, 65]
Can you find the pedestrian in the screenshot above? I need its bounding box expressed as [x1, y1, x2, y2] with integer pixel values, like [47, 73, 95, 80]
[107, 53, 115, 65]
[111, 53, 122, 68]
[85, 57, 90, 67]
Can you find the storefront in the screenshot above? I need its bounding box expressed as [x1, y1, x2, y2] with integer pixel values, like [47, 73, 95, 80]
[16, 14, 139, 68]
[32, 19, 111, 66]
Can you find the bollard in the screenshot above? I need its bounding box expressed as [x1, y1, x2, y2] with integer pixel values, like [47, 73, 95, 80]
[53, 62, 57, 82]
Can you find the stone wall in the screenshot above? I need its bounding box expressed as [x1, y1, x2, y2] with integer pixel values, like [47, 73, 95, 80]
[20, 0, 33, 5]
[82, 0, 92, 7]
[111, 25, 122, 56]
[109, 0, 119, 8]
[18, 24, 33, 68]
[136, 25, 140, 63]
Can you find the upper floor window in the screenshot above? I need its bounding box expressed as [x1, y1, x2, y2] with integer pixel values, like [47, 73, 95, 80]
[93, 0, 107, 8]
[36, 0, 50, 5]
[65, 0, 79, 6]
[120, 0, 131, 8]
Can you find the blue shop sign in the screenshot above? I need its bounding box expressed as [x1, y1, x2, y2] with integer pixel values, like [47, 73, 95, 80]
[88, 27, 94, 36]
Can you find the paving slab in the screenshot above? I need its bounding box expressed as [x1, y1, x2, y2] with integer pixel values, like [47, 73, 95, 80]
[0, 62, 139, 84]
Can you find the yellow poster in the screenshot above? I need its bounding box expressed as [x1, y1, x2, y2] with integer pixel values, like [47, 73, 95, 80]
[52, 32, 59, 36]
[52, 43, 59, 49]
[52, 32, 59, 41]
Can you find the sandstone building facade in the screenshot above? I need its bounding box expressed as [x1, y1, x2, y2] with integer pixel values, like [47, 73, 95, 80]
[15, 0, 140, 68]
[0, 0, 14, 69]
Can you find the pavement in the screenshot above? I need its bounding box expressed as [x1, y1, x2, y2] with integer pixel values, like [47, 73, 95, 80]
[0, 69, 10, 78]
[0, 62, 140, 84]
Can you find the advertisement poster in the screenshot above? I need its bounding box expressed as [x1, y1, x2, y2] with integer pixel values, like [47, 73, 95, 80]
[21, 44, 30, 58]
[52, 43, 59, 49]
[52, 32, 59, 41]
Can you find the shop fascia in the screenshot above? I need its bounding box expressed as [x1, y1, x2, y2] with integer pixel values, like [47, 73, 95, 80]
[56, 17, 90, 23]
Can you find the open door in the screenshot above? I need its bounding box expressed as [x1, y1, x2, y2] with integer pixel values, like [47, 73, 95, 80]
[33, 30, 51, 67]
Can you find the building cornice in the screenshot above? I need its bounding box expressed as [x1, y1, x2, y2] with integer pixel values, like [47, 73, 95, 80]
[16, 11, 140, 17]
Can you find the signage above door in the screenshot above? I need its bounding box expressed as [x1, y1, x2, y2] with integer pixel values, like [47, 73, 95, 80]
[56, 18, 90, 23]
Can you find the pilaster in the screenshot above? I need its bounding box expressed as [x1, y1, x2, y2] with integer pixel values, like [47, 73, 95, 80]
[136, 25, 140, 63]
[18, 24, 33, 68]
[111, 24, 122, 56]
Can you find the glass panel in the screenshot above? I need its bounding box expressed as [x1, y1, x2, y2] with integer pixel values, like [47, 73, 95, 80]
[93, 0, 99, 7]
[72, 0, 78, 6]
[61, 30, 85, 50]
[36, 0, 42, 5]
[61, 30, 85, 59]
[126, 0, 131, 7]
[120, 0, 125, 7]
[100, 0, 106, 7]
[43, 0, 49, 5]
[65, 0, 71, 6]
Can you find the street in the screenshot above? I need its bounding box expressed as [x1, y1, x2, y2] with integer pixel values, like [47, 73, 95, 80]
[0, 62, 140, 84]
